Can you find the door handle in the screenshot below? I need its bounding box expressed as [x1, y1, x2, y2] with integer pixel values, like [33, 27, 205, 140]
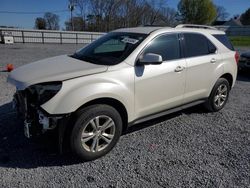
[175, 66, 185, 72]
[210, 58, 216, 63]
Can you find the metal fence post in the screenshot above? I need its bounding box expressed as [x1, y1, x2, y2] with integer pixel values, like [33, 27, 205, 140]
[91, 34, 93, 43]
[60, 32, 62, 44]
[22, 31, 25, 43]
[41, 32, 44, 44]
[76, 33, 78, 44]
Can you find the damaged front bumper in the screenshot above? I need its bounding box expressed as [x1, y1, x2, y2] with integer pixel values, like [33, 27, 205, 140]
[23, 110, 63, 138]
[13, 90, 66, 138]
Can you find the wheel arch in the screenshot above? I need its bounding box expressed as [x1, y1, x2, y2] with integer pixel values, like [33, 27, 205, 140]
[76, 97, 129, 133]
[220, 73, 233, 89]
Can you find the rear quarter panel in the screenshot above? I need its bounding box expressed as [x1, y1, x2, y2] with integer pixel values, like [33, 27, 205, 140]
[222, 51, 238, 87]
[206, 51, 237, 96]
[207, 34, 237, 93]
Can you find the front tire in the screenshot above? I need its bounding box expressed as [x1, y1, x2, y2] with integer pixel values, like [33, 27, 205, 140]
[205, 78, 230, 112]
[70, 104, 122, 161]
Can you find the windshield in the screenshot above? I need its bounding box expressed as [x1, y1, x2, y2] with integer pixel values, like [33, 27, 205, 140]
[72, 32, 147, 65]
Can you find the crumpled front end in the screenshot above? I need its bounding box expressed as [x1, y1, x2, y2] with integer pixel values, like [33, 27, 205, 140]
[13, 82, 66, 138]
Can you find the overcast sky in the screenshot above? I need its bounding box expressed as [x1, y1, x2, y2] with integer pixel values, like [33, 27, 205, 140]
[0, 0, 249, 29]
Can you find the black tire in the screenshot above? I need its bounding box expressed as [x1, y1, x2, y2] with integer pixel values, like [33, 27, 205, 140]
[205, 78, 230, 112]
[70, 104, 122, 161]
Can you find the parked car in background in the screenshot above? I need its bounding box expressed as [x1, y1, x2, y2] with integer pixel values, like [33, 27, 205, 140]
[239, 51, 250, 71]
[7, 24, 238, 161]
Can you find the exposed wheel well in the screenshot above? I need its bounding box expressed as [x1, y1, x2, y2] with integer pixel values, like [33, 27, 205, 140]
[220, 73, 233, 89]
[79, 98, 128, 133]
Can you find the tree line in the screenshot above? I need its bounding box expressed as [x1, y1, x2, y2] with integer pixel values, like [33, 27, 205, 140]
[34, 0, 250, 32]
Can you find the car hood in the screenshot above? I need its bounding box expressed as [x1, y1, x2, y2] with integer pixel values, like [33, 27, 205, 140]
[7, 55, 108, 90]
[241, 51, 250, 58]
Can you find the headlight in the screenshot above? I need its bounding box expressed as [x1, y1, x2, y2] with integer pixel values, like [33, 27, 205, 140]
[28, 82, 62, 105]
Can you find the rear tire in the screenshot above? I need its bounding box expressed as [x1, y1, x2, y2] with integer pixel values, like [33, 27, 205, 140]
[70, 104, 122, 161]
[205, 78, 230, 112]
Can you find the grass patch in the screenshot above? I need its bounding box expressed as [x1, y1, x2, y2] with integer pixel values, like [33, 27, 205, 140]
[229, 36, 250, 47]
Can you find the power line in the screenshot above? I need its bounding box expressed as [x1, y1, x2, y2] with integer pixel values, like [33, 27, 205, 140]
[0, 10, 68, 14]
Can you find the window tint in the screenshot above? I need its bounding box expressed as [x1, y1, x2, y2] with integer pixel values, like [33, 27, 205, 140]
[72, 32, 147, 65]
[143, 34, 181, 61]
[208, 39, 217, 54]
[184, 33, 216, 58]
[213, 34, 234, 51]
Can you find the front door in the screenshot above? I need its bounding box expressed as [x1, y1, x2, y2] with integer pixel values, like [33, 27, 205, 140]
[135, 34, 186, 118]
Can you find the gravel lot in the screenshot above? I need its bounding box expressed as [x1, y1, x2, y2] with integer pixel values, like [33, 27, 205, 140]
[0, 43, 250, 188]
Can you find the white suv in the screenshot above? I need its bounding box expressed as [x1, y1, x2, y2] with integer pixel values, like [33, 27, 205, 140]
[8, 25, 238, 161]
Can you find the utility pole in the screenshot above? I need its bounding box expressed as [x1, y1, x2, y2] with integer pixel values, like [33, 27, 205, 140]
[68, 4, 75, 31]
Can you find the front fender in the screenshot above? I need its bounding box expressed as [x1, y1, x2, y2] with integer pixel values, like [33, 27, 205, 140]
[41, 69, 134, 121]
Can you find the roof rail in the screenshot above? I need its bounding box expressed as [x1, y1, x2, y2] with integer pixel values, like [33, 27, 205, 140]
[176, 24, 218, 30]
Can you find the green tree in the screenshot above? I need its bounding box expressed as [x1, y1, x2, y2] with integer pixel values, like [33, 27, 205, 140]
[34, 17, 46, 30]
[240, 8, 250, 25]
[177, 0, 217, 24]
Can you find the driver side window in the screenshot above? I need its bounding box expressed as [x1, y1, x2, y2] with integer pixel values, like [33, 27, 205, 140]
[143, 34, 181, 61]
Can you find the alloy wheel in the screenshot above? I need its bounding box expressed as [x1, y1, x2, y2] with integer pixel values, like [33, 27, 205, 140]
[81, 115, 116, 152]
[214, 84, 228, 108]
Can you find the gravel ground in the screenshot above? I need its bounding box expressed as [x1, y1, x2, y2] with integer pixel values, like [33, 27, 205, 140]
[0, 43, 250, 188]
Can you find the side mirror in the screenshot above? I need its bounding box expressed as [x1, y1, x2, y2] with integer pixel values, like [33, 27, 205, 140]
[138, 53, 163, 65]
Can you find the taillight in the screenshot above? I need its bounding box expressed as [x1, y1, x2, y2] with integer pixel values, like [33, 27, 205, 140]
[235, 51, 240, 64]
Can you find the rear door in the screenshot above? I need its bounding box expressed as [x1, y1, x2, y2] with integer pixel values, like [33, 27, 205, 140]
[182, 33, 222, 104]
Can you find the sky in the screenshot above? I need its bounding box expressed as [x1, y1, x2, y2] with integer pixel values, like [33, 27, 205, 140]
[0, 0, 249, 29]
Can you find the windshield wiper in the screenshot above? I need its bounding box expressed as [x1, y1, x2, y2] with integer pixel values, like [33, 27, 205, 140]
[81, 55, 98, 63]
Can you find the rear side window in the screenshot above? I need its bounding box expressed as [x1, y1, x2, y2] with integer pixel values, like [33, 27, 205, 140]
[143, 34, 181, 61]
[213, 34, 234, 51]
[183, 33, 217, 58]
